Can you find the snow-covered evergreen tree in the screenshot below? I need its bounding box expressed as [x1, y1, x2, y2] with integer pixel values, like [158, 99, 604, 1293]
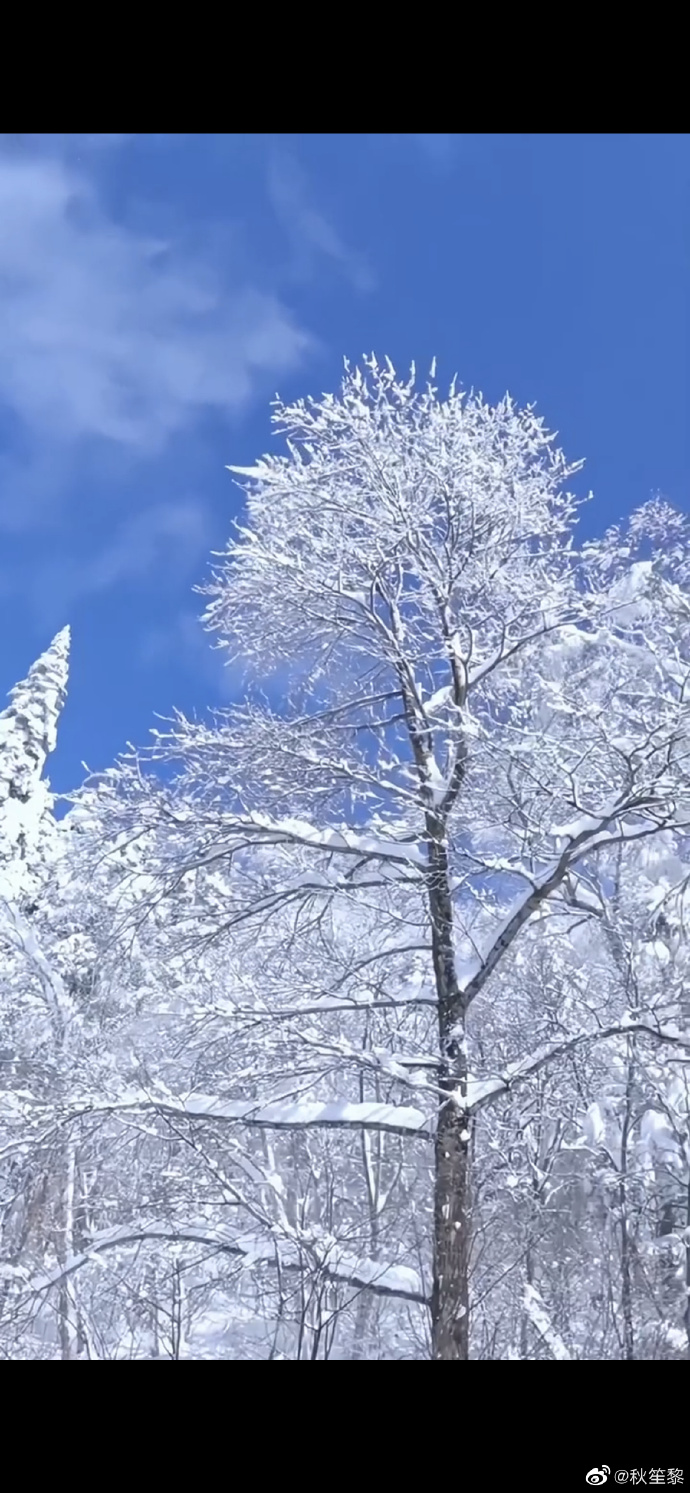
[0, 627, 70, 900]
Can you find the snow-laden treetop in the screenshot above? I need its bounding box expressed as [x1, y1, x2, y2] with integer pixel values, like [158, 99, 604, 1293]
[0, 627, 70, 893]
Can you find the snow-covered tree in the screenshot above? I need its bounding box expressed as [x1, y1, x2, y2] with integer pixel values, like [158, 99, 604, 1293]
[0, 628, 69, 902]
[79, 360, 690, 1359]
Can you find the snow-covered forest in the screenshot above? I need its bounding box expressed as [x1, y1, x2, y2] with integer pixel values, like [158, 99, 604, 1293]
[3, 358, 690, 1360]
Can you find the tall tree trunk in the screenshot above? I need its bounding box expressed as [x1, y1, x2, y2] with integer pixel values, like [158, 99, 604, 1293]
[351, 1068, 382, 1359]
[57, 1140, 79, 1361]
[431, 1098, 471, 1358]
[684, 1169, 690, 1361]
[427, 831, 471, 1360]
[618, 1043, 635, 1362]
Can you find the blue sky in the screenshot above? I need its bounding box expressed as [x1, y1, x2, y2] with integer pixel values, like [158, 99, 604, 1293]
[1, 133, 688, 793]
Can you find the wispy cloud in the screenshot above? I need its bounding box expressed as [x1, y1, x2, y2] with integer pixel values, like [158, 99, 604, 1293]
[0, 146, 312, 458]
[409, 133, 458, 171]
[73, 501, 212, 595]
[267, 149, 374, 291]
[24, 501, 214, 625]
[140, 607, 299, 708]
[0, 137, 375, 642]
[140, 609, 240, 699]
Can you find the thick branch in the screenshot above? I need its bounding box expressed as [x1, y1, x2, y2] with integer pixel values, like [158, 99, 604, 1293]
[467, 1019, 690, 1113]
[28, 1222, 428, 1306]
[66, 1093, 431, 1139]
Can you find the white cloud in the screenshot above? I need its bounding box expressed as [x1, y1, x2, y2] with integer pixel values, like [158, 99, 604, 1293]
[140, 607, 299, 706]
[78, 501, 212, 594]
[24, 502, 214, 626]
[0, 148, 313, 455]
[373, 134, 461, 173]
[140, 609, 239, 698]
[409, 134, 458, 169]
[24, 134, 135, 156]
[0, 140, 378, 633]
[267, 150, 374, 292]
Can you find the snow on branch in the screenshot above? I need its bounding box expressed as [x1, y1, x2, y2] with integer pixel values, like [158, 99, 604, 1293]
[457, 807, 681, 1013]
[465, 1020, 690, 1113]
[29, 1222, 428, 1306]
[70, 1092, 432, 1139]
[523, 1285, 572, 1360]
[235, 813, 427, 868]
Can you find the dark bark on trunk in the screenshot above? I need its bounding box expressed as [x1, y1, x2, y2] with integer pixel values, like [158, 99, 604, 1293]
[684, 1173, 690, 1360]
[618, 1046, 635, 1362]
[427, 829, 471, 1360]
[395, 632, 478, 1359]
[431, 1099, 471, 1359]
